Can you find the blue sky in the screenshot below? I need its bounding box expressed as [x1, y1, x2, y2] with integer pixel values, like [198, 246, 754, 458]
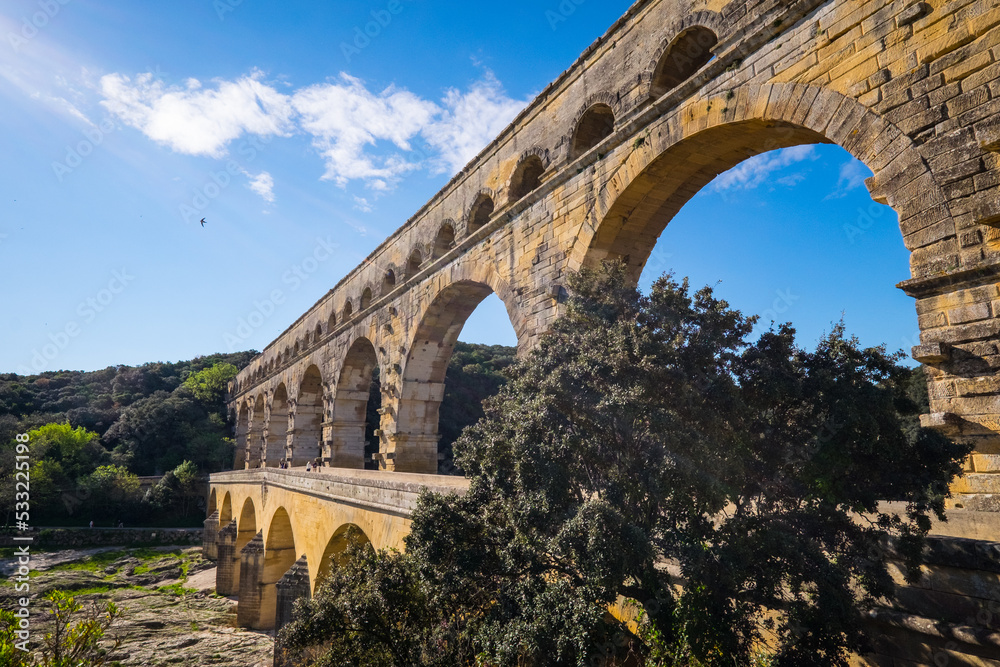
[0, 0, 917, 375]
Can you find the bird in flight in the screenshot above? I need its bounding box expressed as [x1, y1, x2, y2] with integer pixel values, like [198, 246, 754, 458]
[200, 218, 207, 227]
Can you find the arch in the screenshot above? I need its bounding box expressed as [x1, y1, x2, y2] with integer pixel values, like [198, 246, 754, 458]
[220, 491, 233, 525]
[314, 524, 372, 594]
[508, 154, 545, 204]
[248, 395, 266, 469]
[360, 287, 373, 311]
[235, 402, 249, 470]
[343, 300, 353, 320]
[433, 222, 457, 259]
[382, 269, 397, 294]
[260, 508, 297, 630]
[327, 310, 337, 332]
[570, 102, 616, 160]
[293, 365, 324, 466]
[330, 338, 379, 470]
[395, 263, 525, 473]
[467, 192, 494, 234]
[208, 488, 218, 515]
[314, 323, 323, 343]
[406, 249, 423, 278]
[266, 384, 289, 468]
[237, 497, 257, 552]
[648, 23, 720, 99]
[572, 83, 955, 283]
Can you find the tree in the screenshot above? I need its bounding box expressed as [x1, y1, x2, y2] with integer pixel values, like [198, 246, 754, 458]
[145, 460, 202, 517]
[183, 363, 239, 408]
[0, 591, 124, 667]
[79, 465, 142, 522]
[277, 543, 460, 667]
[27, 424, 106, 482]
[282, 262, 970, 667]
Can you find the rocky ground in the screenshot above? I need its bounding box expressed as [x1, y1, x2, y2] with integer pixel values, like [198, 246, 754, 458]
[1, 546, 274, 666]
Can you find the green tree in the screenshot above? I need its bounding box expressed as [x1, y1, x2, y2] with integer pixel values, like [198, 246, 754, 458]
[183, 363, 239, 408]
[145, 460, 202, 517]
[28, 424, 106, 482]
[79, 465, 142, 522]
[0, 591, 124, 667]
[0, 609, 32, 667]
[282, 262, 970, 667]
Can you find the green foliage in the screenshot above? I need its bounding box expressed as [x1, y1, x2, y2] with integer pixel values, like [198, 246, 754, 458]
[28, 424, 106, 482]
[78, 466, 142, 520]
[283, 262, 970, 667]
[183, 363, 239, 406]
[0, 591, 124, 667]
[0, 608, 32, 667]
[144, 461, 203, 517]
[278, 543, 465, 667]
[437, 342, 516, 474]
[0, 352, 254, 526]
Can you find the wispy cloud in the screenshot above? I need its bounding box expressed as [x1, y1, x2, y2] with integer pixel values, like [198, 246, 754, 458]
[424, 72, 528, 174]
[98, 69, 295, 157]
[96, 66, 528, 191]
[712, 146, 818, 192]
[246, 171, 275, 203]
[824, 158, 871, 200]
[292, 73, 438, 189]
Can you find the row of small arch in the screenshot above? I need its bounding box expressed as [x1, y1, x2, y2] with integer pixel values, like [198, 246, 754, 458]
[237, 20, 723, 390]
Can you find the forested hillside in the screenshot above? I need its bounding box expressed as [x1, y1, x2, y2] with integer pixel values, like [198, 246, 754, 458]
[0, 344, 517, 524]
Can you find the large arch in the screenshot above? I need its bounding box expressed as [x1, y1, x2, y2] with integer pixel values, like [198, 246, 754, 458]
[237, 498, 257, 552]
[330, 339, 379, 470]
[259, 507, 297, 630]
[266, 385, 289, 468]
[314, 523, 372, 594]
[234, 403, 249, 470]
[220, 491, 233, 525]
[292, 365, 324, 467]
[572, 83, 954, 283]
[231, 497, 258, 592]
[393, 263, 524, 473]
[248, 396, 266, 469]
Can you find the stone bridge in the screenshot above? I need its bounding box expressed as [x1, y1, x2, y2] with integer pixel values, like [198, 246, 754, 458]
[209, 0, 1000, 662]
[204, 469, 468, 630]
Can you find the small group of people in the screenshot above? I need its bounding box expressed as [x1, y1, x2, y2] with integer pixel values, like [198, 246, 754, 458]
[274, 458, 324, 471]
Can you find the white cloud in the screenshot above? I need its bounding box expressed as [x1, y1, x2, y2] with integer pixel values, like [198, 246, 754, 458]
[353, 196, 373, 213]
[247, 171, 275, 203]
[712, 145, 818, 192]
[423, 73, 529, 174]
[825, 158, 871, 200]
[99, 69, 294, 157]
[292, 74, 438, 188]
[93, 66, 530, 190]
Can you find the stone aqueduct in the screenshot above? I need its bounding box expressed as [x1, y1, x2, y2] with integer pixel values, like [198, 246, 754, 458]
[207, 0, 1000, 653]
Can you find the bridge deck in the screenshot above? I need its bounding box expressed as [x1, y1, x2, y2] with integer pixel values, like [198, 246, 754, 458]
[210, 467, 469, 518]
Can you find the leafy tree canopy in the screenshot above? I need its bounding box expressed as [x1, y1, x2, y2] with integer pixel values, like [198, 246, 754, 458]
[281, 262, 969, 667]
[183, 363, 239, 406]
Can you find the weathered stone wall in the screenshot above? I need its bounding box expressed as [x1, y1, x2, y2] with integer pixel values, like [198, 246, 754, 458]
[856, 536, 1000, 665]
